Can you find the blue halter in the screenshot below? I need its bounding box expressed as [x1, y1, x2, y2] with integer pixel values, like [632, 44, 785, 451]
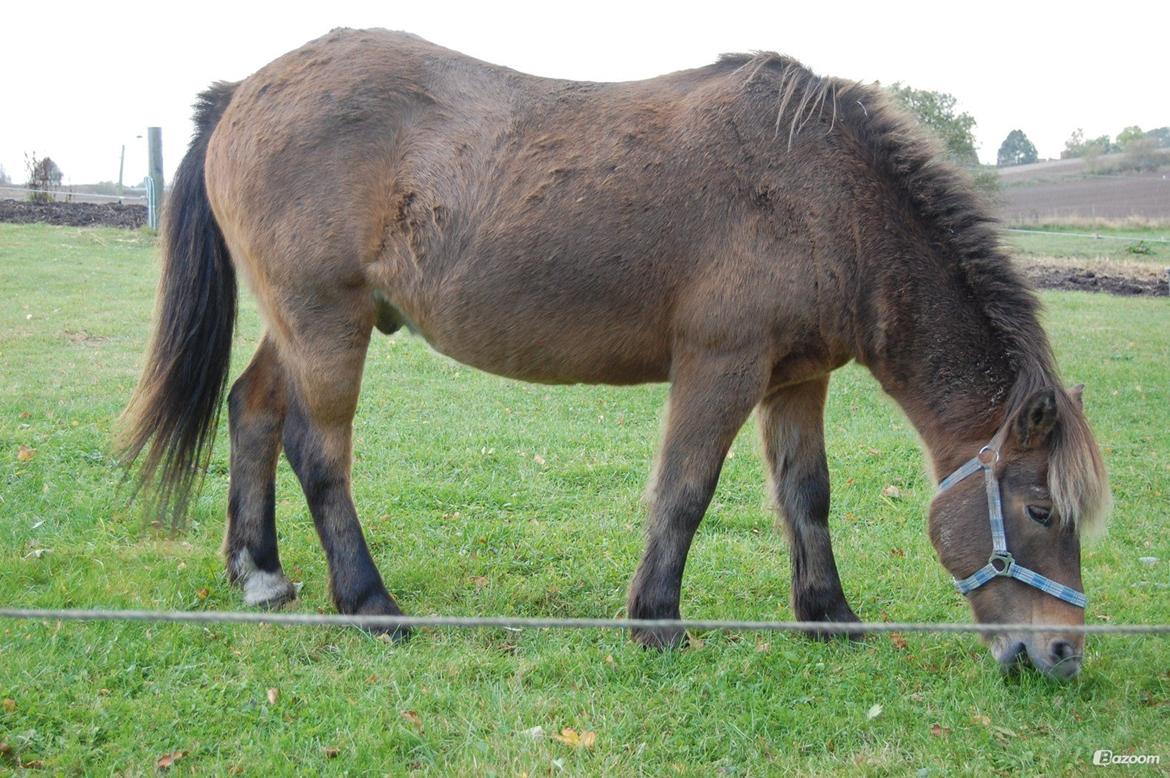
[937, 444, 1087, 609]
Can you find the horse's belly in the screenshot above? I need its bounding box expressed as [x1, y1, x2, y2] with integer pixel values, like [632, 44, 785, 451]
[377, 288, 672, 385]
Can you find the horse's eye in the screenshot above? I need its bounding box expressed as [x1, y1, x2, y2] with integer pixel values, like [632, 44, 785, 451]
[1026, 505, 1052, 527]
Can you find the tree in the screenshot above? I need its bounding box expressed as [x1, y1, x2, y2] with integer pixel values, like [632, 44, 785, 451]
[886, 83, 980, 165]
[0, 164, 10, 185]
[997, 129, 1038, 167]
[1146, 127, 1170, 149]
[1117, 125, 1145, 149]
[1112, 125, 1163, 170]
[1062, 129, 1115, 159]
[24, 152, 63, 203]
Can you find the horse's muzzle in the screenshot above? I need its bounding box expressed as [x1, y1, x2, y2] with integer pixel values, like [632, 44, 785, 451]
[991, 633, 1083, 680]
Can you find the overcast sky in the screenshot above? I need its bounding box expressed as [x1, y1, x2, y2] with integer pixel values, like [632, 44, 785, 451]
[2, 0, 1165, 187]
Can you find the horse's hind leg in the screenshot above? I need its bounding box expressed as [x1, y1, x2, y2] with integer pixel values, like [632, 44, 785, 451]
[224, 335, 297, 608]
[277, 302, 407, 639]
[627, 351, 768, 648]
[758, 377, 861, 638]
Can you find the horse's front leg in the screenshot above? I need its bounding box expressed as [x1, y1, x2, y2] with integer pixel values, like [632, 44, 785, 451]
[627, 350, 767, 648]
[758, 376, 861, 639]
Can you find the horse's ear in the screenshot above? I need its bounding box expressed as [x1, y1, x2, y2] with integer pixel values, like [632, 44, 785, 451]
[1014, 387, 1058, 449]
[1068, 383, 1085, 410]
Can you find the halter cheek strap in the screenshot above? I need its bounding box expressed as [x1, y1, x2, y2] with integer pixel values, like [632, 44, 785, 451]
[937, 445, 1087, 609]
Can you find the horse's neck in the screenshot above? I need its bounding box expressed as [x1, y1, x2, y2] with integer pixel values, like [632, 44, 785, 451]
[849, 245, 1020, 478]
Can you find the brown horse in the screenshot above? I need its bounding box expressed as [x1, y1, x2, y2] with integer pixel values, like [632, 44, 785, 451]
[120, 29, 1110, 677]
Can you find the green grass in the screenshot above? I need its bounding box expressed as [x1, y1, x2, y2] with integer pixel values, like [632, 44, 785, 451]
[1002, 224, 1170, 267]
[1, 223, 1168, 774]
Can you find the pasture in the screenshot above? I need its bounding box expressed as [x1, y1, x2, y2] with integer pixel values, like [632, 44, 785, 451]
[1, 223, 1168, 773]
[1002, 222, 1170, 267]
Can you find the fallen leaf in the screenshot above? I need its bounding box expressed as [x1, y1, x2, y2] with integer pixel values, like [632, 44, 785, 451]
[991, 725, 1017, 744]
[930, 723, 951, 737]
[157, 750, 187, 770]
[553, 728, 596, 749]
[16, 445, 35, 462]
[890, 633, 908, 650]
[889, 547, 905, 558]
[972, 714, 991, 727]
[324, 747, 341, 758]
[469, 576, 489, 588]
[534, 454, 546, 466]
[604, 654, 615, 665]
[196, 588, 210, 601]
[0, 741, 9, 755]
[866, 703, 883, 720]
[881, 485, 901, 499]
[267, 688, 279, 705]
[18, 411, 31, 420]
[400, 710, 423, 734]
[1, 699, 13, 712]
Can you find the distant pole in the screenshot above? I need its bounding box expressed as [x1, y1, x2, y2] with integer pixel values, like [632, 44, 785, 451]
[117, 144, 125, 198]
[147, 127, 164, 229]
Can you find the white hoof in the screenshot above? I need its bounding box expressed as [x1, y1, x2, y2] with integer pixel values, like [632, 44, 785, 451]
[232, 549, 297, 609]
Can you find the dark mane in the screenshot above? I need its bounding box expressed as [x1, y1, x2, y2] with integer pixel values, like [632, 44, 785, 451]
[724, 52, 1052, 386]
[720, 52, 1109, 534]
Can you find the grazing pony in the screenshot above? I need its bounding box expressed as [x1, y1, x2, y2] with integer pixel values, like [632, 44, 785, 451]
[121, 29, 1109, 677]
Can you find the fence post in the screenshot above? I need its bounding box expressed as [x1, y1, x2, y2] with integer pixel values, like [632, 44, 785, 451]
[147, 127, 164, 229]
[117, 144, 125, 198]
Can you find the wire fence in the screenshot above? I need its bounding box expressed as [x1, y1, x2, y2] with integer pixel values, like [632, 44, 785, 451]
[0, 186, 147, 205]
[2, 607, 1169, 636]
[1002, 227, 1170, 244]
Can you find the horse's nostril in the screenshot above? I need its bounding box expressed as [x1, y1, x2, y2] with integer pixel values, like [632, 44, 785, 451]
[1050, 640, 1076, 662]
[1047, 640, 1083, 678]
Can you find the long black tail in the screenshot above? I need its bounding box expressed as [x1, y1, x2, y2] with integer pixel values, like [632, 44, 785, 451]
[118, 82, 239, 525]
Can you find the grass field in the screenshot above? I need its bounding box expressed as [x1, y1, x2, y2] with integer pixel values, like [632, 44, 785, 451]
[1, 223, 1168, 774]
[1003, 223, 1170, 267]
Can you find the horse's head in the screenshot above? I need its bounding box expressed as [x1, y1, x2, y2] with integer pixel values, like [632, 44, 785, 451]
[929, 385, 1110, 679]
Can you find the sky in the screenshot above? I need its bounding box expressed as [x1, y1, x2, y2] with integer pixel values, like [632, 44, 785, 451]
[2, 0, 1166, 187]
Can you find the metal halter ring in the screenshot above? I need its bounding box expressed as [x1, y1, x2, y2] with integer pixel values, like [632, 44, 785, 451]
[976, 445, 999, 467]
[988, 551, 1014, 576]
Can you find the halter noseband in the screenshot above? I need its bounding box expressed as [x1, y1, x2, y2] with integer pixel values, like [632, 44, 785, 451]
[936, 444, 1087, 609]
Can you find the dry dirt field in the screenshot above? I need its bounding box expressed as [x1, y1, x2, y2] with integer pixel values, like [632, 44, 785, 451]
[1000, 170, 1170, 222]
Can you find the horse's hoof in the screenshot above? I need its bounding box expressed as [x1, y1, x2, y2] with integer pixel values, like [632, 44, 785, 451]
[242, 571, 298, 610]
[630, 626, 688, 650]
[372, 625, 413, 644]
[352, 594, 411, 644]
[802, 623, 866, 642]
[796, 602, 865, 642]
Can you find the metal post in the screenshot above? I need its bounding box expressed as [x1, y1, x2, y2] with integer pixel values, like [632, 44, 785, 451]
[117, 144, 125, 198]
[147, 127, 164, 229]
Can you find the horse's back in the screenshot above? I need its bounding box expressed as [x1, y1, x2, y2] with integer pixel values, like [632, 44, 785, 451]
[203, 29, 827, 385]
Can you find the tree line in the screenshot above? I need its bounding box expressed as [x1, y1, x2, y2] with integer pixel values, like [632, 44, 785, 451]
[882, 82, 1165, 177]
